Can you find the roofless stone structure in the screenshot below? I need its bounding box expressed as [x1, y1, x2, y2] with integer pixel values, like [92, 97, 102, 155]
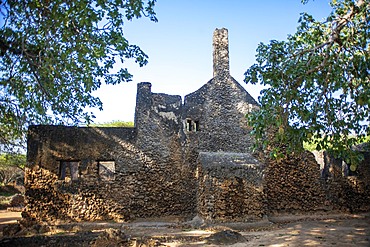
[23, 28, 370, 226]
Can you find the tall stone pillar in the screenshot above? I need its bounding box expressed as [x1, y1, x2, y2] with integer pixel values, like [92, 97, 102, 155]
[134, 82, 152, 129]
[213, 28, 230, 78]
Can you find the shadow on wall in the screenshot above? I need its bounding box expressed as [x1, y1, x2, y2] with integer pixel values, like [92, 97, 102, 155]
[24, 125, 197, 225]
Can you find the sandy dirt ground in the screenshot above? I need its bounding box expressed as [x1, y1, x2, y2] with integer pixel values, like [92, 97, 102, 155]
[235, 215, 370, 247]
[0, 211, 369, 246]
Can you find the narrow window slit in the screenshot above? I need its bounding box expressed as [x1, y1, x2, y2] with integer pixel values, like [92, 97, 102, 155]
[194, 121, 200, 132]
[186, 119, 200, 132]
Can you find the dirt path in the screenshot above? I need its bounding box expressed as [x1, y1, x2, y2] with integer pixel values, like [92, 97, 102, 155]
[238, 216, 370, 247]
[129, 214, 370, 246]
[0, 212, 369, 246]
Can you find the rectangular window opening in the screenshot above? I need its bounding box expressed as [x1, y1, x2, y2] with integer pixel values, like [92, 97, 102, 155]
[59, 161, 79, 181]
[98, 161, 115, 181]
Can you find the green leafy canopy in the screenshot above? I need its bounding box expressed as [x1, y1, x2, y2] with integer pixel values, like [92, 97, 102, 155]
[245, 0, 369, 165]
[0, 0, 157, 151]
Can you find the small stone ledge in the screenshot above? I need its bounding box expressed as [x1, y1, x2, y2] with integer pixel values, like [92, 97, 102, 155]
[198, 152, 264, 183]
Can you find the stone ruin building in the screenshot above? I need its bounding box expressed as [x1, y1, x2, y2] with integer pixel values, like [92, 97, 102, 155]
[24, 28, 370, 225]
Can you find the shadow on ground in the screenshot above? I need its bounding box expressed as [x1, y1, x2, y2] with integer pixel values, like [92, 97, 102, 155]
[0, 213, 369, 247]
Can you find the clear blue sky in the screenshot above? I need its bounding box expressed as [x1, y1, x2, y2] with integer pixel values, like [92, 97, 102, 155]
[92, 0, 332, 123]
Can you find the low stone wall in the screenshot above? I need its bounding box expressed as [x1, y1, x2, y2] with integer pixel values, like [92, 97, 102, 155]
[264, 150, 370, 215]
[264, 151, 327, 215]
[197, 152, 265, 222]
[22, 167, 117, 226]
[319, 151, 370, 212]
[23, 163, 196, 225]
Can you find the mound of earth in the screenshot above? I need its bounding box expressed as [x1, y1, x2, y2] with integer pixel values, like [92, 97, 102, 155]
[205, 230, 247, 245]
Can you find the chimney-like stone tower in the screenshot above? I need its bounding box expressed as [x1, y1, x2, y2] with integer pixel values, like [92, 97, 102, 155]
[213, 28, 230, 78]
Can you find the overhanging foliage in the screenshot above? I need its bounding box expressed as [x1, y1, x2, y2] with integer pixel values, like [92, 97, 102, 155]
[245, 0, 369, 165]
[0, 0, 157, 151]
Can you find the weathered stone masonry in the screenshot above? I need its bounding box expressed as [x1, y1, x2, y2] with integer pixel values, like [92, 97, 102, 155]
[24, 28, 370, 225]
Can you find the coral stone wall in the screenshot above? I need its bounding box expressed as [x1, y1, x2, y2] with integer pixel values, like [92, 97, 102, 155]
[183, 78, 258, 153]
[25, 115, 196, 224]
[264, 152, 327, 215]
[135, 82, 183, 159]
[197, 152, 265, 222]
[264, 151, 370, 215]
[133, 82, 198, 217]
[319, 151, 370, 212]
